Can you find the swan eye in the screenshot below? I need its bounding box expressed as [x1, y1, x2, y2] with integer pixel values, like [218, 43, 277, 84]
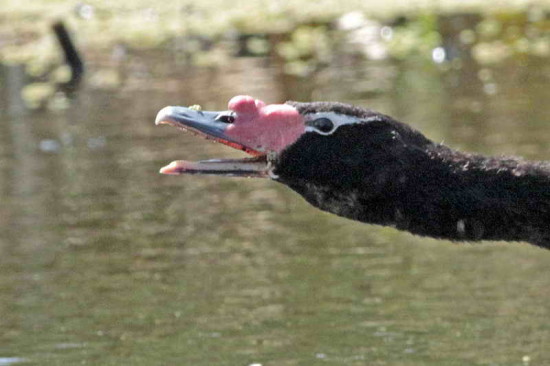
[215, 112, 235, 124]
[307, 118, 335, 134]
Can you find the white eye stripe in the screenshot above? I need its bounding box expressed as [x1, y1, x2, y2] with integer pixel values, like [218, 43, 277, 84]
[304, 112, 382, 135]
[305, 126, 332, 135]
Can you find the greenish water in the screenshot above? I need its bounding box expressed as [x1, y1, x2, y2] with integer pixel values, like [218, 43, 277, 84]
[1, 48, 549, 365]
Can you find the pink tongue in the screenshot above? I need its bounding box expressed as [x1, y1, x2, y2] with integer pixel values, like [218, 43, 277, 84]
[225, 95, 304, 153]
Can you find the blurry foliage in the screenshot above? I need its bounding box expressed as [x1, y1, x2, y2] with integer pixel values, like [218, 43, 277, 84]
[246, 36, 270, 55]
[276, 25, 333, 76]
[471, 11, 550, 64]
[21, 82, 56, 109]
[0, 0, 548, 77]
[386, 14, 442, 59]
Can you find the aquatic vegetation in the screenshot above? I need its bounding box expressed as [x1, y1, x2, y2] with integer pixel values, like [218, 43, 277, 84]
[0, 1, 548, 80]
[386, 14, 442, 60]
[21, 82, 55, 109]
[276, 25, 333, 75]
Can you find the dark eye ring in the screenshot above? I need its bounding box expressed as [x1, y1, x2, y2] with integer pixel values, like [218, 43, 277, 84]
[216, 112, 235, 124]
[307, 117, 334, 133]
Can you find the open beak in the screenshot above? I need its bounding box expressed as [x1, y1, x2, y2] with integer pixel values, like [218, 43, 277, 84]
[155, 106, 270, 177]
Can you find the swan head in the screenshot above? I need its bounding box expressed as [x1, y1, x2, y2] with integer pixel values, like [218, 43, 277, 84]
[155, 95, 431, 184]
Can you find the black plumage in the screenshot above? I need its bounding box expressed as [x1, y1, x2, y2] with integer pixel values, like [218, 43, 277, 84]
[274, 101, 550, 248]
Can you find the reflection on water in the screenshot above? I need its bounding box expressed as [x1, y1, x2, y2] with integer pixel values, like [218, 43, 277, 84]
[1, 44, 549, 365]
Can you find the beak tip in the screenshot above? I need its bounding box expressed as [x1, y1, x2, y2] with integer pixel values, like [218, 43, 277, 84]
[159, 168, 178, 175]
[155, 106, 177, 125]
[159, 161, 180, 175]
[159, 160, 188, 175]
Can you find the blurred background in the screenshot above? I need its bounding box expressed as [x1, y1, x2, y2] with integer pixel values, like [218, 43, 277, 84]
[1, 1, 549, 365]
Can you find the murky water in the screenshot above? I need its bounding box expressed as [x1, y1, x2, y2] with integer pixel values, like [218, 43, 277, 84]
[1, 46, 549, 365]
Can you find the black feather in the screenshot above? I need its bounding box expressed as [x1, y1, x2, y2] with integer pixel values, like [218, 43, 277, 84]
[275, 101, 550, 248]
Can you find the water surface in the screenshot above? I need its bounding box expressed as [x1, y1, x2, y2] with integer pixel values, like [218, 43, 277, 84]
[0, 48, 549, 365]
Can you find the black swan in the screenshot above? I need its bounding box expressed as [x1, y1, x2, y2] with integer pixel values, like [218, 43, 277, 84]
[155, 96, 550, 249]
